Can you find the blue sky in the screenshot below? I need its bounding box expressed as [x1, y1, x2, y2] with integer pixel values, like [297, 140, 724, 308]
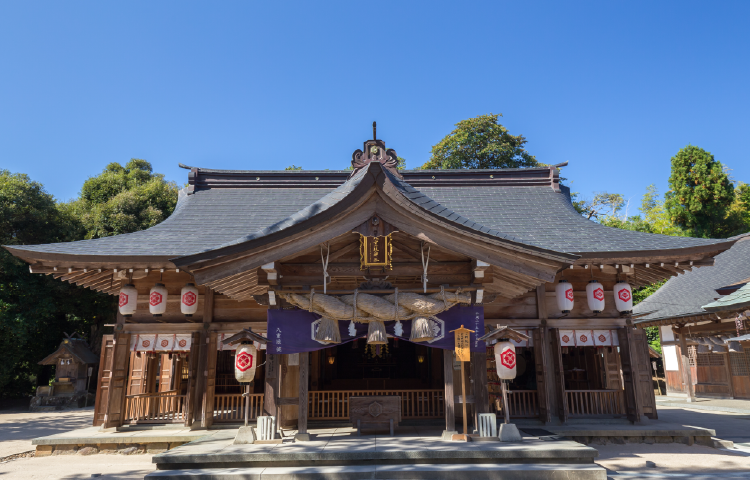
[1, 2, 748, 216]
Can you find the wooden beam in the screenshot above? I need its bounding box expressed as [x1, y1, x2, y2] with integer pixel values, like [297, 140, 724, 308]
[261, 263, 278, 286]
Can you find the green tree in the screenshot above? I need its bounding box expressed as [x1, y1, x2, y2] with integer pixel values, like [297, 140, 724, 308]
[66, 159, 179, 239]
[664, 146, 734, 238]
[421, 114, 539, 169]
[632, 280, 666, 354]
[0, 171, 114, 397]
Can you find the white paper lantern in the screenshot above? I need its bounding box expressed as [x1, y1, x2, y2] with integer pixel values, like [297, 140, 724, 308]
[180, 283, 199, 316]
[586, 280, 605, 313]
[149, 283, 168, 316]
[234, 344, 258, 383]
[556, 280, 575, 313]
[118, 283, 138, 316]
[494, 341, 517, 380]
[613, 282, 633, 314]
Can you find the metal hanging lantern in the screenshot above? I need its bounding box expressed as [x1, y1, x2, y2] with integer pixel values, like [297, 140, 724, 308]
[149, 283, 168, 316]
[613, 282, 633, 314]
[494, 341, 517, 380]
[235, 343, 258, 383]
[556, 280, 574, 313]
[119, 283, 138, 316]
[586, 280, 605, 313]
[180, 283, 199, 316]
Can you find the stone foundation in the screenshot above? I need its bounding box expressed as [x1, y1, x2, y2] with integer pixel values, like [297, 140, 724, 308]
[29, 393, 95, 412]
[35, 442, 186, 456]
[570, 435, 713, 446]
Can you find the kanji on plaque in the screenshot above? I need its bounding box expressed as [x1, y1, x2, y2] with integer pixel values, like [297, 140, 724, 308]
[450, 325, 474, 362]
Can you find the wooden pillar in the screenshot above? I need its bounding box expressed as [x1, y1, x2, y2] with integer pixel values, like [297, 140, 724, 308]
[676, 327, 696, 403]
[202, 331, 218, 428]
[194, 289, 214, 428]
[534, 285, 553, 423]
[298, 352, 309, 435]
[103, 332, 131, 428]
[184, 332, 200, 427]
[549, 328, 568, 423]
[443, 349, 456, 433]
[471, 351, 488, 431]
[617, 327, 642, 423]
[722, 352, 735, 399]
[264, 353, 279, 417]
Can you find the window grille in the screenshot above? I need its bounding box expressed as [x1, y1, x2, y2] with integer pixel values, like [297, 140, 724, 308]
[730, 351, 750, 377]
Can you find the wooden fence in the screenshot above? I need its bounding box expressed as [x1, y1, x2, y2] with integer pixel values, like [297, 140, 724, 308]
[124, 391, 186, 423]
[566, 390, 625, 416]
[498, 390, 539, 418]
[308, 390, 444, 420]
[213, 393, 265, 423]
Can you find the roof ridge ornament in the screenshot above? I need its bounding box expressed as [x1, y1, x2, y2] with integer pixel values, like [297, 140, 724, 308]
[350, 121, 402, 179]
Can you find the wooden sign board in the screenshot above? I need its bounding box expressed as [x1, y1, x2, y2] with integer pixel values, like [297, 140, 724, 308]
[360, 234, 393, 269]
[451, 325, 474, 362]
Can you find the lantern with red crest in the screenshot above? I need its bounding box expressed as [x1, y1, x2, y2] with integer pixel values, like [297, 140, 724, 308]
[119, 284, 138, 317]
[613, 282, 633, 314]
[493, 341, 517, 379]
[235, 343, 258, 383]
[180, 283, 199, 316]
[149, 283, 168, 317]
[586, 280, 605, 313]
[556, 280, 574, 313]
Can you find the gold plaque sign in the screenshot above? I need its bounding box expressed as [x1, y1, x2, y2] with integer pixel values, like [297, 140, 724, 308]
[360, 234, 393, 270]
[450, 325, 474, 362]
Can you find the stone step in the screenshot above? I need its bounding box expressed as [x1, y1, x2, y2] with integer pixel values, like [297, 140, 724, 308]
[146, 463, 606, 480]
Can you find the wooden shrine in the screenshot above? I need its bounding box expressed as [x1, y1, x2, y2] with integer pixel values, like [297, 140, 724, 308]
[4, 130, 740, 433]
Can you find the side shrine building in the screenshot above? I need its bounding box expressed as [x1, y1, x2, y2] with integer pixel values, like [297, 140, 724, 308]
[5, 135, 738, 434]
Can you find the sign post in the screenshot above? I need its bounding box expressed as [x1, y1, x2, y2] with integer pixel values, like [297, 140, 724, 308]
[450, 325, 474, 442]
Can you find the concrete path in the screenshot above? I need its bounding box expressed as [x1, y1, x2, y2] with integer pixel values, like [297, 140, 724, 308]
[657, 396, 750, 415]
[656, 405, 750, 448]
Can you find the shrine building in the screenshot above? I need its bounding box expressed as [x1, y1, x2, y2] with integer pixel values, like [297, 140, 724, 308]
[4, 134, 738, 434]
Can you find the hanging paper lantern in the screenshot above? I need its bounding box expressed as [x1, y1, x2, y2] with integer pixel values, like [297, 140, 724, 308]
[586, 280, 605, 313]
[234, 343, 258, 383]
[149, 283, 168, 316]
[494, 341, 516, 380]
[119, 283, 138, 317]
[613, 282, 633, 314]
[556, 280, 574, 313]
[180, 283, 199, 316]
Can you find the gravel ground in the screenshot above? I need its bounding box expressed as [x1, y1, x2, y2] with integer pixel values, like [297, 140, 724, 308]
[596, 442, 750, 475]
[0, 406, 94, 457]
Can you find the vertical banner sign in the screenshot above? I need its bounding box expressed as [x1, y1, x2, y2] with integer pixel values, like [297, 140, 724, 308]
[452, 325, 474, 362]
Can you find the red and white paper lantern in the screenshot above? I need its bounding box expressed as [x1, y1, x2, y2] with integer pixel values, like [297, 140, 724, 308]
[586, 280, 605, 313]
[234, 344, 258, 383]
[494, 341, 517, 380]
[181, 283, 199, 316]
[149, 283, 168, 316]
[613, 282, 633, 314]
[119, 284, 138, 316]
[556, 280, 575, 313]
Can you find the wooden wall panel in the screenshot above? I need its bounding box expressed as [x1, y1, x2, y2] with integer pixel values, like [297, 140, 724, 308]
[732, 376, 750, 399]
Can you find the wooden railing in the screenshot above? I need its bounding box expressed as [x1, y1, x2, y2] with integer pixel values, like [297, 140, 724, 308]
[497, 390, 539, 418]
[566, 390, 625, 416]
[308, 390, 444, 420]
[213, 393, 264, 423]
[124, 391, 186, 423]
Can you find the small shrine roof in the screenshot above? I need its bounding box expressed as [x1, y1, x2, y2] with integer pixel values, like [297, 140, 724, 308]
[634, 235, 750, 324]
[38, 337, 99, 365]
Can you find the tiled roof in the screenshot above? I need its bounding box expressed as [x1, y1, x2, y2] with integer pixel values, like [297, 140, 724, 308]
[634, 236, 750, 322]
[5, 166, 730, 261]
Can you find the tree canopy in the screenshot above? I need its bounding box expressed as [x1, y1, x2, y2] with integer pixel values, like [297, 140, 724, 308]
[421, 114, 539, 170]
[66, 159, 179, 239]
[664, 145, 735, 238]
[0, 171, 114, 397]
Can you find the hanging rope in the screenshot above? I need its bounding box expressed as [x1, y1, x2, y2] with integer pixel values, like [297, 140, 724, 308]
[321, 243, 330, 294]
[421, 242, 431, 293]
